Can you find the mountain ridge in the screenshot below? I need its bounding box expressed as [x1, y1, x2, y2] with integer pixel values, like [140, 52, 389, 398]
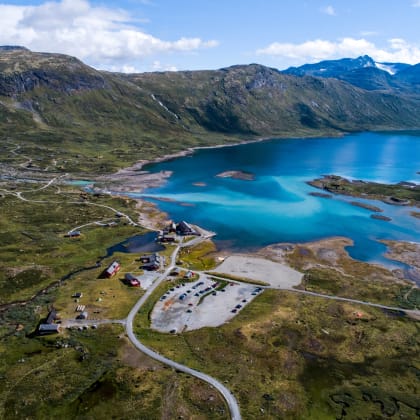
[1, 47, 420, 174]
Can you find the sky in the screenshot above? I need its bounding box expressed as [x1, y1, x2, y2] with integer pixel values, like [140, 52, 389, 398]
[1, 0, 420, 73]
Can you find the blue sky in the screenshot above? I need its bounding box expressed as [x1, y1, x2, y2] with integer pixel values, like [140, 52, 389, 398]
[1, 0, 420, 72]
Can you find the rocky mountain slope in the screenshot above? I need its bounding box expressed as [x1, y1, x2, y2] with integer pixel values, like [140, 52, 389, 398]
[1, 47, 420, 173]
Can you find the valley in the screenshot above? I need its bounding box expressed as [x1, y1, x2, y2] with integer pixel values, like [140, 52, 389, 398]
[0, 47, 419, 419]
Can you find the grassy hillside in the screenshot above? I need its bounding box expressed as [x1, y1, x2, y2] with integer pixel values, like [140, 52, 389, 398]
[1, 48, 420, 175]
[128, 64, 420, 136]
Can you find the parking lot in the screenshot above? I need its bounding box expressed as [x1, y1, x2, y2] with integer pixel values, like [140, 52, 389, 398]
[151, 275, 262, 333]
[136, 271, 158, 289]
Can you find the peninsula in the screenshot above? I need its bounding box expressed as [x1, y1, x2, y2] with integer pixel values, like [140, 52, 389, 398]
[308, 175, 420, 213]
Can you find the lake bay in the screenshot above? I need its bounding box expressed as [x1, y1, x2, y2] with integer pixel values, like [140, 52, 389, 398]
[131, 132, 420, 268]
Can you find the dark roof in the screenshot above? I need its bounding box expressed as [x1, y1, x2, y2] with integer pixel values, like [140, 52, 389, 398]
[39, 324, 60, 334]
[140, 253, 160, 263]
[76, 311, 88, 319]
[45, 309, 57, 324]
[176, 221, 196, 234]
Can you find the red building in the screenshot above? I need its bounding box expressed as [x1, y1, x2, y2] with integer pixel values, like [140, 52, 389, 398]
[124, 273, 141, 287]
[105, 261, 121, 278]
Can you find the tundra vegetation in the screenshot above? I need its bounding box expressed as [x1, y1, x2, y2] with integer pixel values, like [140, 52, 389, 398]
[0, 48, 419, 418]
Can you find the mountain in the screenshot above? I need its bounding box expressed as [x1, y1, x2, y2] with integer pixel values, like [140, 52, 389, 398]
[394, 63, 420, 85]
[1, 47, 420, 174]
[126, 64, 420, 134]
[283, 55, 378, 78]
[282, 55, 420, 93]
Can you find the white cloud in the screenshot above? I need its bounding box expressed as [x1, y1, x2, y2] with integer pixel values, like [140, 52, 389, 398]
[152, 60, 178, 72]
[256, 37, 420, 64]
[322, 5, 336, 16]
[0, 0, 218, 69]
[412, 0, 420, 7]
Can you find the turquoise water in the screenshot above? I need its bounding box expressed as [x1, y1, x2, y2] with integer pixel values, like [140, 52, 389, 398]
[67, 180, 93, 186]
[129, 132, 420, 268]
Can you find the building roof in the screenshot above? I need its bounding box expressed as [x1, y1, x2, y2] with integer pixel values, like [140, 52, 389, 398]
[45, 309, 57, 324]
[39, 324, 60, 333]
[176, 221, 197, 234]
[105, 261, 120, 275]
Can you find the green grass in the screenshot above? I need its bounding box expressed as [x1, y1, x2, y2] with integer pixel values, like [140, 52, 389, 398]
[177, 240, 218, 271]
[135, 289, 420, 419]
[0, 322, 227, 419]
[298, 267, 414, 308]
[0, 179, 228, 418]
[0, 184, 146, 305]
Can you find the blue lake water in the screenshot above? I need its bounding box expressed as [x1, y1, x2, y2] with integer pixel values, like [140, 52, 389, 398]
[128, 132, 420, 268]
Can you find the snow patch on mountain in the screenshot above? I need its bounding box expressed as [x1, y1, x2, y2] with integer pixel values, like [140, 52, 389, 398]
[375, 62, 396, 75]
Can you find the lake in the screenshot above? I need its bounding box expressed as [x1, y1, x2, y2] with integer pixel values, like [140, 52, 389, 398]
[129, 132, 420, 268]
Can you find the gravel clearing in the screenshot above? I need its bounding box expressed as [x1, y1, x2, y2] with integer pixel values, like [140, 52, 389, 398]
[211, 255, 303, 289]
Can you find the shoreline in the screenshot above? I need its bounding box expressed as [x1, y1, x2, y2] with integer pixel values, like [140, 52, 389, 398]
[85, 131, 420, 279]
[94, 130, 349, 192]
[137, 130, 348, 171]
[88, 131, 350, 201]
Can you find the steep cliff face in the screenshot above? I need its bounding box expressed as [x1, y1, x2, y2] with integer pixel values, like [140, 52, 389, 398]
[128, 63, 420, 135]
[0, 48, 107, 96]
[0, 69, 108, 96]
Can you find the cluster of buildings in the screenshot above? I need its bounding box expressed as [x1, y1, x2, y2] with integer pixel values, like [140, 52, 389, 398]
[38, 308, 60, 335]
[43, 219, 201, 335]
[139, 253, 162, 271]
[158, 220, 199, 243]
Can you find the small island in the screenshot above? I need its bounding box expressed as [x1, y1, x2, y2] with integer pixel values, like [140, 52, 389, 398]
[350, 201, 383, 212]
[371, 214, 392, 222]
[216, 170, 256, 181]
[308, 175, 420, 215]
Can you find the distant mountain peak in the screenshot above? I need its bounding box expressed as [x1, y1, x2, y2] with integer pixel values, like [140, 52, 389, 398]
[281, 55, 418, 92]
[358, 55, 375, 65]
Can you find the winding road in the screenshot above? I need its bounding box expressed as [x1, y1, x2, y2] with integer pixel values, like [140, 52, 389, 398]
[4, 170, 418, 418]
[124, 243, 242, 420]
